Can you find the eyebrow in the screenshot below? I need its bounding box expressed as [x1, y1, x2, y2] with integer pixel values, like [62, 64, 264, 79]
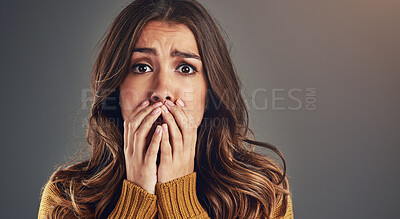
[132, 47, 201, 60]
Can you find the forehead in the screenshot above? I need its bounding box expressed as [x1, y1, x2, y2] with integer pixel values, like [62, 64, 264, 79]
[135, 21, 199, 54]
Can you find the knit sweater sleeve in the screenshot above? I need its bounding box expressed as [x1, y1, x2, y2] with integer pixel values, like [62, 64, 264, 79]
[154, 172, 294, 219]
[37, 180, 58, 219]
[107, 179, 157, 218]
[271, 195, 294, 219]
[155, 172, 210, 219]
[37, 179, 157, 219]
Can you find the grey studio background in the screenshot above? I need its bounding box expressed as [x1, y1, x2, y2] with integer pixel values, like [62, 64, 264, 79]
[1, 0, 399, 218]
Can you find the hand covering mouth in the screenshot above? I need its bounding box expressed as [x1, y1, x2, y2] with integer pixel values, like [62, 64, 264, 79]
[154, 115, 165, 126]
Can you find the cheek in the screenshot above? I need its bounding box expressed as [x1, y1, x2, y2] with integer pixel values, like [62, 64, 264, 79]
[182, 88, 207, 126]
[119, 87, 148, 120]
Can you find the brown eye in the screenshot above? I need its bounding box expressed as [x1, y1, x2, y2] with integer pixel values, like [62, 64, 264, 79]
[177, 63, 197, 75]
[132, 63, 152, 73]
[182, 66, 191, 74]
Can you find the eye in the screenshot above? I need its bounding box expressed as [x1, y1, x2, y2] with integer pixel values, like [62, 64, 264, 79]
[176, 63, 198, 75]
[131, 63, 153, 73]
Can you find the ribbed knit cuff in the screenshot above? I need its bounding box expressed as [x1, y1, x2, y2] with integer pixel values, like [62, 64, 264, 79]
[155, 172, 209, 219]
[108, 179, 157, 219]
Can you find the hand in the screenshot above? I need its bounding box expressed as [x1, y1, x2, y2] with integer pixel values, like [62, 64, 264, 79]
[157, 99, 198, 183]
[124, 100, 163, 194]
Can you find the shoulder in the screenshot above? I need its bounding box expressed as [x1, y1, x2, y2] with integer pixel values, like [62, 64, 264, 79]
[38, 179, 59, 218]
[41, 179, 57, 197]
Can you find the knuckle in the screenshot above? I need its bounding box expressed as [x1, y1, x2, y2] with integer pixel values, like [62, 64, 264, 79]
[146, 104, 156, 110]
[164, 112, 173, 120]
[138, 105, 152, 115]
[161, 146, 171, 155]
[133, 131, 141, 140]
[125, 147, 133, 156]
[172, 135, 181, 143]
[146, 147, 157, 156]
[162, 130, 169, 138]
[187, 125, 196, 132]
[146, 105, 158, 114]
[181, 124, 189, 132]
[128, 121, 137, 129]
[133, 119, 142, 127]
[150, 112, 160, 120]
[145, 114, 158, 124]
[135, 129, 146, 139]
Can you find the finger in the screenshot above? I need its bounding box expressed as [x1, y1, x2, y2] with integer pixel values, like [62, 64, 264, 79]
[144, 125, 162, 165]
[160, 105, 183, 152]
[134, 105, 162, 140]
[135, 107, 162, 159]
[124, 120, 128, 151]
[176, 99, 197, 128]
[127, 103, 161, 158]
[127, 99, 150, 121]
[167, 99, 198, 154]
[128, 101, 163, 134]
[126, 121, 134, 156]
[160, 123, 172, 162]
[182, 99, 199, 128]
[165, 99, 195, 136]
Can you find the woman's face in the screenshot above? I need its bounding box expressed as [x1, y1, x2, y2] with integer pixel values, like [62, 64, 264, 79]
[119, 21, 208, 142]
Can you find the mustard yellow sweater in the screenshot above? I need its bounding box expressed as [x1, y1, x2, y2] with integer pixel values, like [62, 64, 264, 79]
[38, 172, 293, 218]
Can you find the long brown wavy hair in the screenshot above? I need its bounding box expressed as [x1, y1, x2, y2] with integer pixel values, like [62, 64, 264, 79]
[45, 0, 292, 218]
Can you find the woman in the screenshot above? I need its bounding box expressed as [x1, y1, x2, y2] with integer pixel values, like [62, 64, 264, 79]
[38, 0, 293, 218]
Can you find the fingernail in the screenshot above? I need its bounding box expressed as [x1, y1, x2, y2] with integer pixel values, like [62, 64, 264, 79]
[153, 102, 162, 108]
[166, 100, 174, 106]
[152, 107, 161, 114]
[161, 105, 169, 113]
[177, 99, 184, 107]
[155, 125, 161, 135]
[162, 123, 168, 132]
[141, 100, 149, 106]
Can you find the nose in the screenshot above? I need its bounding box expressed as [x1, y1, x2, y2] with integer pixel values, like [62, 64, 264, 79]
[149, 70, 173, 104]
[151, 94, 171, 103]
